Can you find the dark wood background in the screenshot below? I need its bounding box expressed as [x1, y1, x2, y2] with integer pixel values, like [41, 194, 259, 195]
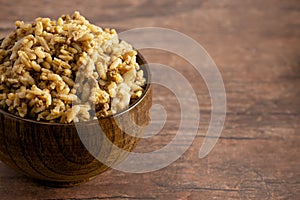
[0, 0, 299, 199]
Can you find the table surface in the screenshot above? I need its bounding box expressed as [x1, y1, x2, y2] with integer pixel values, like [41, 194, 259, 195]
[0, 0, 299, 199]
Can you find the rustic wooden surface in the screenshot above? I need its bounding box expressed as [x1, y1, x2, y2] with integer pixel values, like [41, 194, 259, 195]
[0, 0, 299, 199]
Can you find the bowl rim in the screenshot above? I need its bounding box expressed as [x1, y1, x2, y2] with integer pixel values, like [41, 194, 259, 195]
[0, 51, 151, 126]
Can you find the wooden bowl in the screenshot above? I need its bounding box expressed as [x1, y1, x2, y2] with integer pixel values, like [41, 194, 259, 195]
[0, 53, 151, 187]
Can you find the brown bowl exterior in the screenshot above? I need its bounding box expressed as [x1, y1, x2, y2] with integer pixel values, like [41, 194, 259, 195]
[0, 53, 151, 186]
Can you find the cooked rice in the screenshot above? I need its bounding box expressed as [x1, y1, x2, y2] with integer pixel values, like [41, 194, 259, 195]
[0, 11, 146, 123]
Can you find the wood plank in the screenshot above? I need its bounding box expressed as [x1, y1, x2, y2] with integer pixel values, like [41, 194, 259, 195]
[0, 0, 299, 199]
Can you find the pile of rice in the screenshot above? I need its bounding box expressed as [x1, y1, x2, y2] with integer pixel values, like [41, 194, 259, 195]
[0, 11, 146, 123]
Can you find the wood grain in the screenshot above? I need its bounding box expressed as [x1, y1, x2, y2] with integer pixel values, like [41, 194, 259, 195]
[0, 0, 299, 199]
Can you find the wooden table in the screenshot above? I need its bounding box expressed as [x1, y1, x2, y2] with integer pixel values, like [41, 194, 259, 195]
[0, 0, 299, 199]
